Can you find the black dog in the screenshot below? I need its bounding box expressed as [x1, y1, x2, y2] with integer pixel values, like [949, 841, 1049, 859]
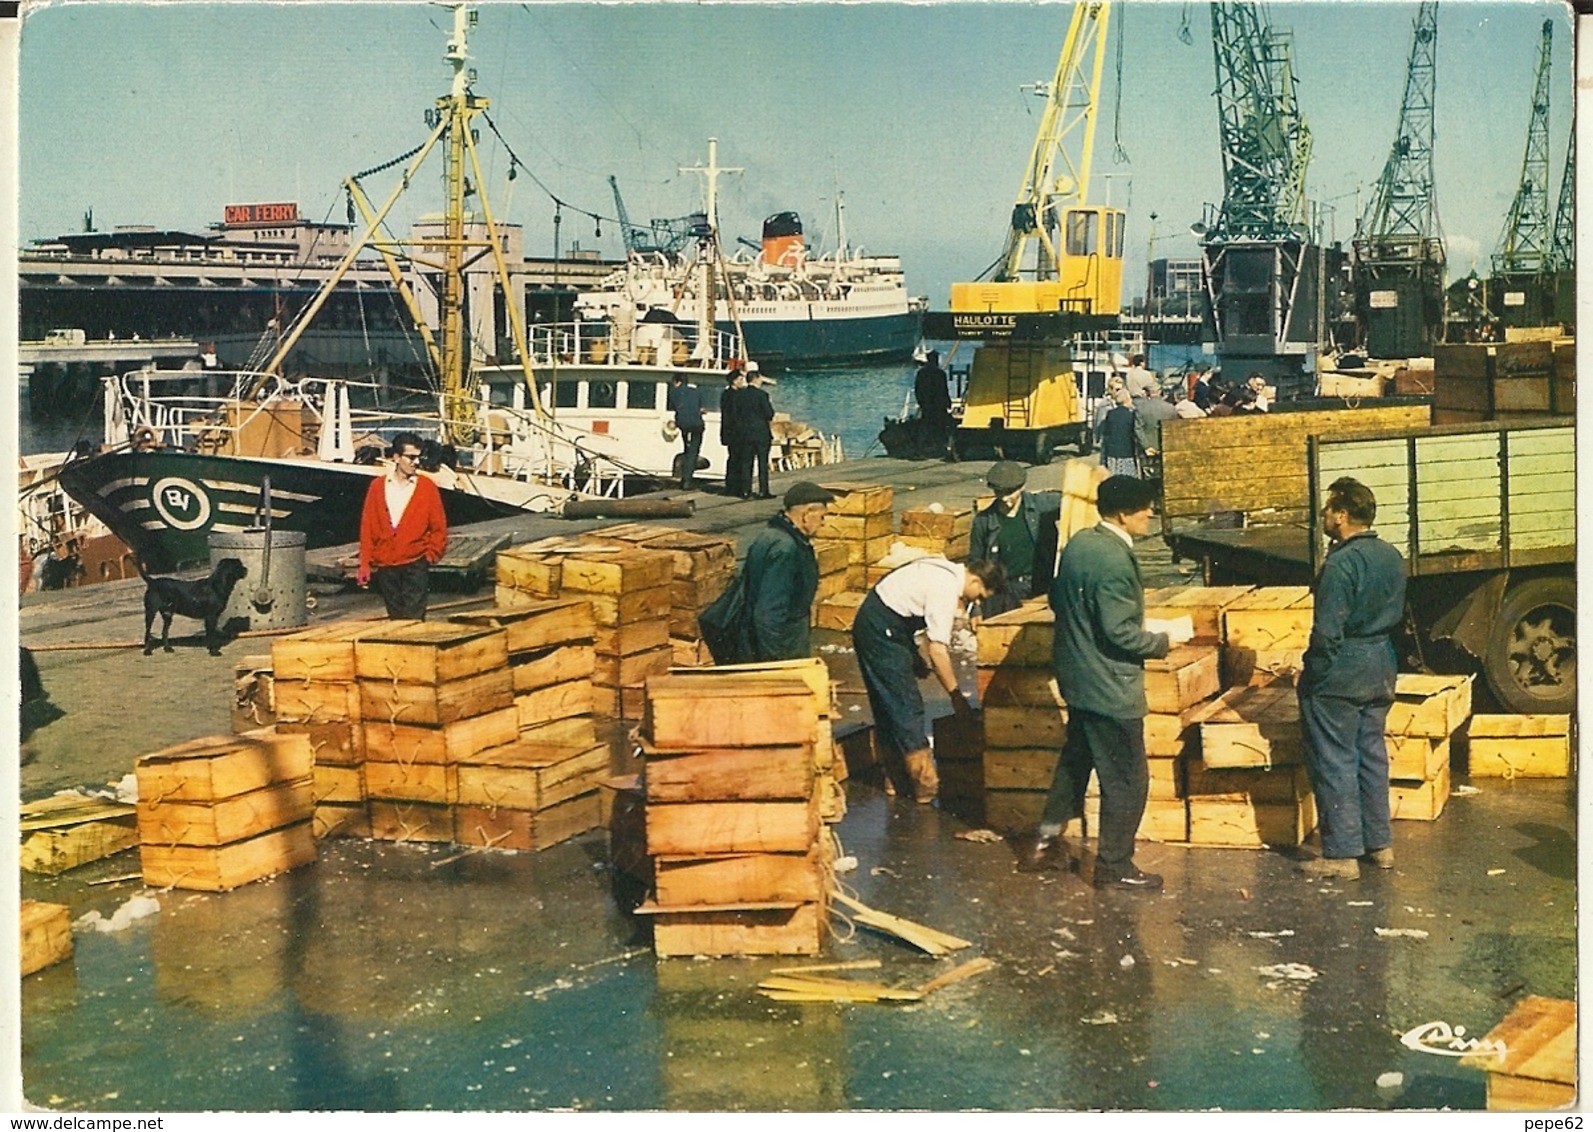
[142, 557, 249, 656]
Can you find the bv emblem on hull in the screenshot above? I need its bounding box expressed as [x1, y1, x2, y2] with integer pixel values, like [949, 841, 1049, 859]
[150, 477, 213, 531]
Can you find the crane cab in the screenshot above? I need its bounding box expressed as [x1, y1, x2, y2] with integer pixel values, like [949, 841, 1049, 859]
[950, 205, 1125, 317]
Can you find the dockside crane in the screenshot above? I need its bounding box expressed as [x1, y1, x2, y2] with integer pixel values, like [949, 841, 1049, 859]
[1549, 129, 1574, 272]
[608, 175, 701, 260]
[916, 1, 1121, 465]
[1486, 19, 1568, 330]
[1352, 1, 1444, 358]
[1195, 2, 1324, 395]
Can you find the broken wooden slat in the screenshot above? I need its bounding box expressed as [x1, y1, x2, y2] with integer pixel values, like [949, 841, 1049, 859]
[828, 889, 971, 955]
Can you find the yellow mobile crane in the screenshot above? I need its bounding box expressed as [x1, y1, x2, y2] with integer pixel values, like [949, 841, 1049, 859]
[933, 1, 1124, 463]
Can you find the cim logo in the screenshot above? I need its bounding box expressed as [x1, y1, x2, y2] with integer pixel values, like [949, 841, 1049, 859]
[150, 477, 213, 531]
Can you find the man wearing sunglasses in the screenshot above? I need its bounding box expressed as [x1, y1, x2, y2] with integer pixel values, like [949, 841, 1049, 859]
[357, 431, 448, 619]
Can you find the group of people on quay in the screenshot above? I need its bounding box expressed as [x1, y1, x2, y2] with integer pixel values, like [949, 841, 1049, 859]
[710, 455, 1405, 890]
[667, 362, 777, 498]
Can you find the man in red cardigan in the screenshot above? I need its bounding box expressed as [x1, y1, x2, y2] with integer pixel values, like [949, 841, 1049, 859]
[357, 432, 448, 619]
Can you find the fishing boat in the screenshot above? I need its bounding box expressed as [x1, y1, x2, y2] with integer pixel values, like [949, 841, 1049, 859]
[578, 195, 925, 371]
[52, 6, 836, 572]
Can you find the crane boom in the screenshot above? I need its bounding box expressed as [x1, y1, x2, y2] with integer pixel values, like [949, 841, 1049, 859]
[1550, 128, 1574, 272]
[1493, 19, 1554, 274]
[1360, 1, 1440, 247]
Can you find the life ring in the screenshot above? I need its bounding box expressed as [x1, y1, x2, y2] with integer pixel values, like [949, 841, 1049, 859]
[131, 425, 160, 450]
[661, 418, 680, 442]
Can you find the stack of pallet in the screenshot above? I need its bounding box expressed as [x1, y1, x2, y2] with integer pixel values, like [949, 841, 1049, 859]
[897, 505, 973, 560]
[1385, 673, 1471, 819]
[1187, 686, 1317, 848]
[636, 670, 831, 956]
[355, 622, 518, 843]
[135, 729, 317, 890]
[974, 602, 1065, 834]
[817, 482, 894, 589]
[1466, 713, 1572, 780]
[1218, 586, 1313, 688]
[272, 621, 393, 839]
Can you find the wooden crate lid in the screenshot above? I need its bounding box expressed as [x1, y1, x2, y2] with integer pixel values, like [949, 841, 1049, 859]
[353, 620, 507, 649]
[451, 597, 594, 625]
[457, 739, 608, 770]
[1394, 673, 1472, 698]
[1223, 586, 1314, 611]
[1192, 685, 1299, 726]
[1460, 995, 1575, 1083]
[1467, 714, 1571, 738]
[1145, 644, 1219, 672]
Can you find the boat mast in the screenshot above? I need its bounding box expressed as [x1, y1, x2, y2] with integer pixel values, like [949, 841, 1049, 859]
[680, 138, 742, 358]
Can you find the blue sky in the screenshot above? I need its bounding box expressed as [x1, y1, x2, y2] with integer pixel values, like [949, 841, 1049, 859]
[14, 0, 1577, 305]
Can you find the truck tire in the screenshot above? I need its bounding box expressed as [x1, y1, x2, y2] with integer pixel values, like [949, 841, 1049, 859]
[1481, 575, 1576, 715]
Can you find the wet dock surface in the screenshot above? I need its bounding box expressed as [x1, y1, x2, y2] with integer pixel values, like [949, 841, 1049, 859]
[15, 457, 1579, 1112]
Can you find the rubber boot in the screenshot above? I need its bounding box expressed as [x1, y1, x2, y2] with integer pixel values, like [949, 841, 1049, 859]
[903, 751, 939, 804]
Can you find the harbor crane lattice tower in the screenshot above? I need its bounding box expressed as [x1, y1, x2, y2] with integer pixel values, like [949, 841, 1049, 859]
[1549, 128, 1574, 273]
[1195, 2, 1323, 394]
[1351, 0, 1444, 358]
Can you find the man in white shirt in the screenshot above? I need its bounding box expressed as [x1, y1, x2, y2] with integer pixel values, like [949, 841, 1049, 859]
[852, 556, 1004, 802]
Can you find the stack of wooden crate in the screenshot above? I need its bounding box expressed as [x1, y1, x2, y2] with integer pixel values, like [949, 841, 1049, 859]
[1110, 645, 1223, 843]
[1433, 340, 1557, 424]
[558, 548, 675, 719]
[809, 537, 852, 629]
[135, 729, 317, 890]
[586, 524, 738, 666]
[272, 621, 390, 839]
[450, 597, 597, 735]
[1218, 586, 1313, 688]
[355, 622, 519, 843]
[1187, 686, 1317, 848]
[1466, 713, 1572, 780]
[897, 505, 973, 561]
[974, 602, 1065, 835]
[453, 719, 610, 852]
[1384, 674, 1471, 819]
[636, 671, 830, 956]
[817, 482, 894, 589]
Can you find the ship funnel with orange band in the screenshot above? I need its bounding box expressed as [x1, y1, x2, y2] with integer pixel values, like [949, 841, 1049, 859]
[762, 211, 805, 268]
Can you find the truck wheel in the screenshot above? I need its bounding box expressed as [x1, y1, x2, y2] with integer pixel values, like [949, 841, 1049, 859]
[1481, 576, 1576, 715]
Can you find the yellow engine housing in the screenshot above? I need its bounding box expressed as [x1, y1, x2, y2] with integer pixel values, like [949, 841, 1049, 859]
[960, 341, 1082, 431]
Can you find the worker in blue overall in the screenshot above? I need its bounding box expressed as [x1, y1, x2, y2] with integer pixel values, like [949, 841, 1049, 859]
[1296, 476, 1407, 879]
[852, 556, 1003, 803]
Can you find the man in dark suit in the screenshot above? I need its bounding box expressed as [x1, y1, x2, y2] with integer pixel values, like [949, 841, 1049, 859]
[913, 350, 952, 450]
[1296, 477, 1407, 879]
[746, 365, 777, 499]
[968, 461, 1062, 620]
[1021, 475, 1191, 889]
[719, 367, 754, 498]
[666, 372, 705, 490]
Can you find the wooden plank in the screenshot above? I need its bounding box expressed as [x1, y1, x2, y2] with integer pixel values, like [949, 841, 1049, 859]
[654, 850, 826, 906]
[20, 900, 73, 976]
[135, 731, 313, 804]
[140, 820, 316, 891]
[645, 793, 820, 856]
[19, 819, 140, 876]
[643, 745, 815, 803]
[19, 793, 136, 832]
[353, 623, 509, 685]
[361, 706, 520, 766]
[449, 598, 595, 654]
[456, 743, 611, 810]
[900, 507, 974, 540]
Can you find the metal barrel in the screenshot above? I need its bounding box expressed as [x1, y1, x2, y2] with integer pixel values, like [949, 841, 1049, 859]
[208, 528, 308, 631]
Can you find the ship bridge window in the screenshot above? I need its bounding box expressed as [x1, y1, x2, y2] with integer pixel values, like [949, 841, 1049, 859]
[626, 381, 658, 410]
[589, 380, 618, 410]
[1065, 210, 1099, 257]
[554, 381, 580, 409]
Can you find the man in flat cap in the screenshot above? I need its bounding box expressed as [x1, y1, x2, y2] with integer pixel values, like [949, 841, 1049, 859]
[1023, 474, 1191, 889]
[969, 461, 1062, 620]
[738, 481, 836, 661]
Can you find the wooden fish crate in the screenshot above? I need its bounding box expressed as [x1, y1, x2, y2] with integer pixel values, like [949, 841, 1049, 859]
[814, 591, 866, 631]
[363, 760, 457, 804]
[983, 704, 1067, 750]
[1193, 686, 1302, 768]
[643, 900, 825, 958]
[634, 530, 738, 580]
[811, 538, 850, 576]
[135, 730, 313, 804]
[449, 597, 595, 654]
[514, 681, 595, 729]
[273, 679, 361, 725]
[583, 586, 672, 628]
[1221, 646, 1305, 688]
[1387, 674, 1473, 738]
[1390, 761, 1450, 821]
[1143, 700, 1210, 758]
[140, 820, 317, 891]
[1387, 734, 1450, 783]
[1459, 995, 1576, 1111]
[456, 740, 612, 811]
[138, 777, 314, 847]
[272, 620, 408, 683]
[594, 618, 671, 657]
[983, 748, 1058, 791]
[645, 792, 821, 857]
[312, 802, 371, 840]
[453, 790, 603, 852]
[20, 900, 73, 977]
[232, 655, 276, 733]
[507, 643, 595, 694]
[593, 644, 672, 688]
[653, 847, 828, 906]
[644, 675, 820, 750]
[357, 668, 514, 727]
[556, 547, 676, 596]
[643, 744, 815, 803]
[353, 622, 509, 686]
[19, 794, 139, 875]
[277, 720, 363, 766]
[1142, 585, 1256, 646]
[367, 799, 454, 843]
[817, 481, 894, 516]
[362, 706, 519, 766]
[1465, 714, 1572, 779]
[976, 665, 1063, 708]
[1145, 646, 1221, 713]
[1221, 587, 1314, 650]
[975, 602, 1055, 667]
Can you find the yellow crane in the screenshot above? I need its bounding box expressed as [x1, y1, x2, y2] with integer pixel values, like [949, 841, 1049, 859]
[939, 1, 1123, 464]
